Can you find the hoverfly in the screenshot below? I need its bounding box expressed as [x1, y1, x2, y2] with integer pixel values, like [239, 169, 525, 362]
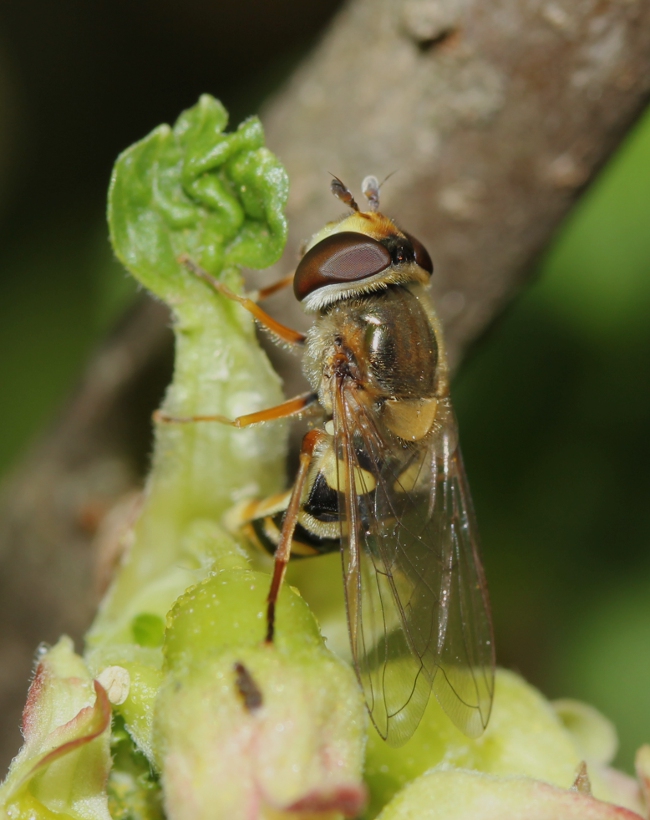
[160, 176, 495, 746]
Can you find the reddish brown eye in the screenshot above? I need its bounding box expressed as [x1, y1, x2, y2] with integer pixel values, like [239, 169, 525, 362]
[294, 232, 392, 301]
[403, 231, 433, 275]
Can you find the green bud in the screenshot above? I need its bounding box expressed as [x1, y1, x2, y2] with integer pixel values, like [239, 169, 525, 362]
[366, 668, 646, 818]
[155, 572, 367, 819]
[0, 637, 111, 820]
[375, 767, 645, 820]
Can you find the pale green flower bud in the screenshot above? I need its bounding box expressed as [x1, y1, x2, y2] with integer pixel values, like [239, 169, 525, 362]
[154, 570, 367, 820]
[0, 637, 111, 820]
[375, 767, 646, 820]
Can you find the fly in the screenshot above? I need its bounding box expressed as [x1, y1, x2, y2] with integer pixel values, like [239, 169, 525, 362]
[157, 175, 495, 746]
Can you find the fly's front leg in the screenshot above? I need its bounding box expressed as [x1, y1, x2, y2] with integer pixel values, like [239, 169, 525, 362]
[179, 255, 304, 346]
[254, 271, 295, 301]
[265, 429, 324, 643]
[153, 391, 318, 426]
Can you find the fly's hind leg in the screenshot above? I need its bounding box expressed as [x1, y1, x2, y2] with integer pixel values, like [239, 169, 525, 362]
[179, 255, 304, 346]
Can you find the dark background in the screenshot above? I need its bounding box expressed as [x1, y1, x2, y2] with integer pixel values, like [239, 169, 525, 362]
[0, 0, 649, 775]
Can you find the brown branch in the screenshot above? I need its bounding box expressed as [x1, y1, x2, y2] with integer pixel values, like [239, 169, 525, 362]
[1, 0, 649, 770]
[262, 0, 650, 371]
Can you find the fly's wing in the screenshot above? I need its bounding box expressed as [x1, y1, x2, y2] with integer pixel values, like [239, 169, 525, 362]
[334, 385, 495, 746]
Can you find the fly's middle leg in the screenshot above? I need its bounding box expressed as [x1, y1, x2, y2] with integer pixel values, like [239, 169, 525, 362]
[153, 391, 318, 426]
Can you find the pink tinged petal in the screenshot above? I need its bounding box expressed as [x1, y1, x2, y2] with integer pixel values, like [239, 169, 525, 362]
[377, 768, 647, 820]
[21, 667, 94, 749]
[250, 662, 365, 814]
[635, 745, 650, 814]
[1, 638, 113, 820]
[21, 661, 48, 741]
[596, 765, 646, 817]
[19, 637, 100, 749]
[286, 784, 367, 816]
[22, 681, 111, 783]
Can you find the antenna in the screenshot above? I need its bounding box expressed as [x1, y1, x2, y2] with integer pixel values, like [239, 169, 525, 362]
[329, 175, 360, 212]
[361, 175, 380, 212]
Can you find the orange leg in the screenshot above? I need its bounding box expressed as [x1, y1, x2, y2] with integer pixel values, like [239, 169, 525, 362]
[255, 272, 295, 301]
[154, 391, 318, 427]
[265, 429, 324, 643]
[179, 255, 305, 346]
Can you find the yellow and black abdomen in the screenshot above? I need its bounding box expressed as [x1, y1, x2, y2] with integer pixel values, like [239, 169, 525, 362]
[236, 460, 344, 559]
[237, 441, 379, 559]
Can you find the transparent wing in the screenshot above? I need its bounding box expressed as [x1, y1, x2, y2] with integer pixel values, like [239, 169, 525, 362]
[333, 383, 495, 746]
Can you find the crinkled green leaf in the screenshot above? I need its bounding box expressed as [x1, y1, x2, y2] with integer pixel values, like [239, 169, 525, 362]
[108, 94, 288, 300]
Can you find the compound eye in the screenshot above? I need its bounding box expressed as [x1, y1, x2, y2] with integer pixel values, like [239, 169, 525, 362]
[294, 231, 392, 301]
[403, 231, 433, 275]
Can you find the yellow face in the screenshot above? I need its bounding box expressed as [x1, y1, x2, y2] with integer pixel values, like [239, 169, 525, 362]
[303, 210, 403, 253]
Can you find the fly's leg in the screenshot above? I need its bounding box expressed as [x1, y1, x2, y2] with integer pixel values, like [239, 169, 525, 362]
[254, 271, 295, 301]
[265, 428, 324, 643]
[179, 255, 305, 346]
[154, 391, 318, 426]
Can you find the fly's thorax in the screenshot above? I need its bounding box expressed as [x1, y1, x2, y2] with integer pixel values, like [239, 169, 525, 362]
[302, 286, 442, 439]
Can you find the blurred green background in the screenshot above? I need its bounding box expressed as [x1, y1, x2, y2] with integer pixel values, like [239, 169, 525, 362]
[455, 108, 650, 772]
[0, 0, 648, 775]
